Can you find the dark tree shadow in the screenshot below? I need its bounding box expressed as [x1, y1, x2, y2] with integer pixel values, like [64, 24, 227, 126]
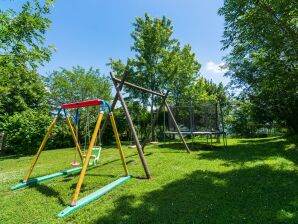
[95, 165, 298, 224]
[0, 154, 23, 161]
[158, 142, 225, 151]
[98, 153, 139, 167]
[29, 184, 66, 206]
[237, 137, 280, 144]
[199, 136, 298, 166]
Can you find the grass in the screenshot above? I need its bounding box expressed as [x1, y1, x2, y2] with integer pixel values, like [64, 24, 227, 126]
[1, 136, 298, 223]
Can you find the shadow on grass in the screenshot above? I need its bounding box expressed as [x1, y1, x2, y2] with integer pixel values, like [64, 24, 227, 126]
[98, 153, 139, 167]
[61, 154, 139, 181]
[29, 184, 67, 206]
[0, 154, 24, 161]
[96, 165, 298, 224]
[158, 142, 225, 152]
[199, 136, 298, 166]
[236, 136, 287, 144]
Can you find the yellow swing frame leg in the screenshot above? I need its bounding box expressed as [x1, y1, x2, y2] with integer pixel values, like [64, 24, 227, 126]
[70, 111, 130, 206]
[65, 116, 83, 161]
[109, 112, 129, 176]
[23, 110, 84, 183]
[71, 111, 104, 206]
[23, 116, 59, 183]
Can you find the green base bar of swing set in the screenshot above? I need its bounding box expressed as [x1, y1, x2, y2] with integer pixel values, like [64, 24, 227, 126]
[58, 175, 131, 218]
[10, 167, 83, 190]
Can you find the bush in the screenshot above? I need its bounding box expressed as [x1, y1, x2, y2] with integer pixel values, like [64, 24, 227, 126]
[3, 110, 52, 154]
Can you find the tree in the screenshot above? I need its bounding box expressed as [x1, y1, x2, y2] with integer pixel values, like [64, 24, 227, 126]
[161, 44, 201, 105]
[46, 66, 112, 106]
[129, 13, 177, 96]
[110, 13, 201, 140]
[129, 13, 179, 140]
[219, 0, 298, 133]
[0, 1, 55, 154]
[0, 67, 49, 118]
[2, 110, 52, 154]
[0, 0, 54, 119]
[225, 100, 258, 137]
[187, 77, 220, 102]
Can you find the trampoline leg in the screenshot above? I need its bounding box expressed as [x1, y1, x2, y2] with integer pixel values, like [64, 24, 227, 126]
[222, 133, 225, 147]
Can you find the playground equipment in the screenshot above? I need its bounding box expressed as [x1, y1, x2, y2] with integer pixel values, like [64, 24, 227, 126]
[109, 72, 191, 153]
[10, 70, 194, 217]
[108, 71, 226, 150]
[11, 99, 131, 217]
[164, 100, 227, 147]
[72, 107, 102, 166]
[83, 146, 102, 166]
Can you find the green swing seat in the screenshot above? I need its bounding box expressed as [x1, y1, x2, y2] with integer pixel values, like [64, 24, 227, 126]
[83, 146, 102, 166]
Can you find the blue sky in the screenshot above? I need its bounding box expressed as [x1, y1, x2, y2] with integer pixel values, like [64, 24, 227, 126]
[2, 0, 229, 85]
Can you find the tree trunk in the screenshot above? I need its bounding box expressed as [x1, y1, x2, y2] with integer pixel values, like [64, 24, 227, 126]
[150, 93, 155, 141]
[0, 132, 4, 152]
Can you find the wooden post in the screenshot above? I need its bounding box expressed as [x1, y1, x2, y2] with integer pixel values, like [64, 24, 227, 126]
[141, 91, 169, 151]
[100, 71, 129, 140]
[110, 73, 151, 179]
[112, 77, 165, 97]
[112, 74, 191, 154]
[165, 102, 191, 153]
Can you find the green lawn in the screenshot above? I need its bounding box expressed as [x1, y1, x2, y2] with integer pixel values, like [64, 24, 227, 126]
[1, 136, 298, 223]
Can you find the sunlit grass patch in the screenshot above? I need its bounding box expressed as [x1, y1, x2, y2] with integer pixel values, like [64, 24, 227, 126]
[1, 136, 298, 223]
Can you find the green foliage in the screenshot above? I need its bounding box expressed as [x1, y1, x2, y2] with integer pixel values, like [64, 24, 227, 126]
[110, 13, 200, 106]
[48, 119, 73, 150]
[129, 13, 177, 102]
[161, 44, 201, 105]
[2, 109, 51, 154]
[0, 0, 54, 119]
[126, 101, 151, 140]
[226, 100, 260, 137]
[0, 1, 55, 154]
[0, 67, 49, 118]
[225, 99, 284, 137]
[186, 77, 228, 105]
[0, 0, 54, 68]
[109, 13, 201, 141]
[46, 66, 112, 105]
[219, 0, 298, 133]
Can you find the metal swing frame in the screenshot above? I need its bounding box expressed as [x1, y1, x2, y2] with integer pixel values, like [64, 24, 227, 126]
[11, 99, 130, 217]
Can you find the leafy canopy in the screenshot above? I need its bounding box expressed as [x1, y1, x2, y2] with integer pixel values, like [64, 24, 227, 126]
[219, 0, 298, 132]
[110, 13, 201, 106]
[0, 0, 54, 118]
[46, 66, 112, 106]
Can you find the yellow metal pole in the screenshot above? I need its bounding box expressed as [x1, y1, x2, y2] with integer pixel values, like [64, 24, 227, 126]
[109, 112, 129, 176]
[71, 112, 104, 206]
[23, 116, 58, 182]
[66, 117, 83, 160]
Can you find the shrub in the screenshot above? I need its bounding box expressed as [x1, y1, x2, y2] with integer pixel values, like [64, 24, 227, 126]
[3, 110, 52, 154]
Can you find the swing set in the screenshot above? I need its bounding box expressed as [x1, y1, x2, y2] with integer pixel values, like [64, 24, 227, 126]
[11, 99, 131, 217]
[70, 106, 101, 167]
[10, 70, 191, 218]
